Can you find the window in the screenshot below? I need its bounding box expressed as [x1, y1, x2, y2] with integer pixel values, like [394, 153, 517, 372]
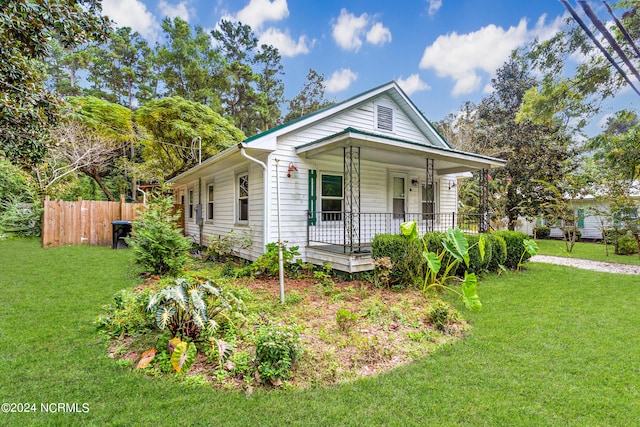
[321, 174, 343, 221]
[422, 183, 436, 220]
[376, 103, 394, 132]
[237, 174, 249, 222]
[206, 183, 214, 221]
[577, 208, 585, 228]
[188, 189, 194, 220]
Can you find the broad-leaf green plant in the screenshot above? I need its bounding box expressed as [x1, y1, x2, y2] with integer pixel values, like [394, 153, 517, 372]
[147, 277, 242, 341]
[517, 239, 539, 271]
[169, 338, 197, 373]
[401, 221, 483, 311]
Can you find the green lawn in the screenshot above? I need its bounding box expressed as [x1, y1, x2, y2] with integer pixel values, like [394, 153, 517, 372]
[2, 238, 640, 426]
[535, 238, 640, 265]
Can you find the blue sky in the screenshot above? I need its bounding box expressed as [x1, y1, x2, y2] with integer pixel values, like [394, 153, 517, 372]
[101, 0, 638, 132]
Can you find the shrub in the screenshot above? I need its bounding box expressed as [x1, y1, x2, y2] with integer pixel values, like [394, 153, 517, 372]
[126, 189, 192, 276]
[427, 300, 458, 331]
[0, 159, 41, 238]
[254, 323, 302, 385]
[486, 234, 507, 272]
[95, 289, 155, 338]
[616, 235, 637, 255]
[206, 231, 252, 261]
[336, 309, 358, 332]
[494, 230, 531, 269]
[534, 225, 551, 240]
[456, 234, 492, 276]
[371, 233, 423, 288]
[251, 241, 300, 277]
[0, 196, 42, 238]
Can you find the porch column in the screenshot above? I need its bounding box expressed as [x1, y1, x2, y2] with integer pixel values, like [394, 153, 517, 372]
[425, 158, 435, 232]
[344, 146, 361, 253]
[479, 168, 489, 232]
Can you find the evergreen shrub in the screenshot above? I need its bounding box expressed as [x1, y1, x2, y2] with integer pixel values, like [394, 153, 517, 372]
[494, 230, 531, 269]
[371, 233, 423, 288]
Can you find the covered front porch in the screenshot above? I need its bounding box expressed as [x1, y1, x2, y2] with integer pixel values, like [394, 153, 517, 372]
[296, 128, 504, 271]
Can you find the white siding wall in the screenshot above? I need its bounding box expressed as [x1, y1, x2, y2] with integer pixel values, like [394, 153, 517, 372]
[174, 93, 460, 268]
[174, 156, 266, 261]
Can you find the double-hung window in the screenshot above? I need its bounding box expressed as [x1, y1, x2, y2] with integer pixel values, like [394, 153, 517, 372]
[237, 174, 249, 222]
[188, 189, 194, 220]
[321, 174, 343, 221]
[206, 183, 214, 221]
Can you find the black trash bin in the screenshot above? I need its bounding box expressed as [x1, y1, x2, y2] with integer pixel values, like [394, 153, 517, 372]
[112, 221, 132, 249]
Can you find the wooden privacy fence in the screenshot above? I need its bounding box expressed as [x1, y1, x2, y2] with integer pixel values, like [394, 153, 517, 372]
[42, 195, 146, 248]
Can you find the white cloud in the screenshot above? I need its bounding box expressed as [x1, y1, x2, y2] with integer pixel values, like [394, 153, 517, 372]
[366, 22, 392, 45]
[332, 8, 391, 52]
[235, 0, 289, 31]
[325, 69, 358, 92]
[258, 28, 312, 57]
[427, 0, 442, 17]
[102, 0, 160, 41]
[397, 74, 431, 95]
[419, 15, 563, 96]
[158, 0, 192, 22]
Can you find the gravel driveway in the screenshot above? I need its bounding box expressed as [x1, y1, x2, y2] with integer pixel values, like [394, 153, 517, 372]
[531, 255, 640, 275]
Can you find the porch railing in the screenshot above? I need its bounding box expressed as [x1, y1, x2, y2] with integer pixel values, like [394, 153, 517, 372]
[307, 211, 484, 254]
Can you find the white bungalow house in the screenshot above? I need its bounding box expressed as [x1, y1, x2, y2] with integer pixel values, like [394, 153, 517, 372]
[517, 191, 640, 241]
[169, 82, 505, 272]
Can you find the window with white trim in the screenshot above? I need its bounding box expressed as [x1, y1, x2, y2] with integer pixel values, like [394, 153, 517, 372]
[321, 174, 343, 221]
[206, 183, 214, 221]
[188, 189, 194, 220]
[375, 102, 395, 132]
[237, 174, 249, 222]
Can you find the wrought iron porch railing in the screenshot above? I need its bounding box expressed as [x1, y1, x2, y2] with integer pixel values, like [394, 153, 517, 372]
[307, 211, 485, 254]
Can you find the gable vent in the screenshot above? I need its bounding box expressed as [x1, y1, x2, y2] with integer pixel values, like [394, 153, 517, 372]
[376, 105, 393, 131]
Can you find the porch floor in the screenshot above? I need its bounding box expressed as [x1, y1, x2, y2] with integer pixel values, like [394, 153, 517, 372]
[307, 244, 372, 255]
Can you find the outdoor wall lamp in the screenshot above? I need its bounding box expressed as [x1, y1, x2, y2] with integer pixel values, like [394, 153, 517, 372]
[411, 179, 418, 186]
[287, 162, 298, 178]
[448, 180, 457, 190]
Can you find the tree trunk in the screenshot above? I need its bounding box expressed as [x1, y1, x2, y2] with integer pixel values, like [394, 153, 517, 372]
[82, 168, 115, 201]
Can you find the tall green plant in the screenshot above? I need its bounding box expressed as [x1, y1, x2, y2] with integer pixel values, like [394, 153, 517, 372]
[401, 222, 483, 311]
[146, 277, 242, 341]
[126, 187, 192, 275]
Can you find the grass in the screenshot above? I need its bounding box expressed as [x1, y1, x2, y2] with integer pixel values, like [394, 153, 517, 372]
[2, 238, 640, 425]
[535, 238, 640, 265]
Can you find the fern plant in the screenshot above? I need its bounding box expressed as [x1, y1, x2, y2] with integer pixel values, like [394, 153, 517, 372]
[146, 278, 243, 341]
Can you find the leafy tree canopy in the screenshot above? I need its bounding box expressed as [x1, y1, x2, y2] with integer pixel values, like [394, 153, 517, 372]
[134, 96, 245, 179]
[0, 0, 110, 167]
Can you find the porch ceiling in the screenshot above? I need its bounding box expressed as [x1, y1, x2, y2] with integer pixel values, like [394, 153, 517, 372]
[296, 128, 505, 174]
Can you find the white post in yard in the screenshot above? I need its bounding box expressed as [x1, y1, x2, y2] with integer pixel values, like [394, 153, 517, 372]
[275, 158, 285, 304]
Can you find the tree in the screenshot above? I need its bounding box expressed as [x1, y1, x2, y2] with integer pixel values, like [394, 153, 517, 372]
[45, 39, 92, 97]
[284, 69, 333, 122]
[0, 0, 109, 167]
[156, 17, 225, 110]
[517, 1, 640, 134]
[212, 20, 260, 135]
[472, 57, 577, 230]
[85, 27, 156, 109]
[587, 110, 640, 254]
[37, 96, 136, 201]
[134, 97, 245, 179]
[252, 44, 285, 132]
